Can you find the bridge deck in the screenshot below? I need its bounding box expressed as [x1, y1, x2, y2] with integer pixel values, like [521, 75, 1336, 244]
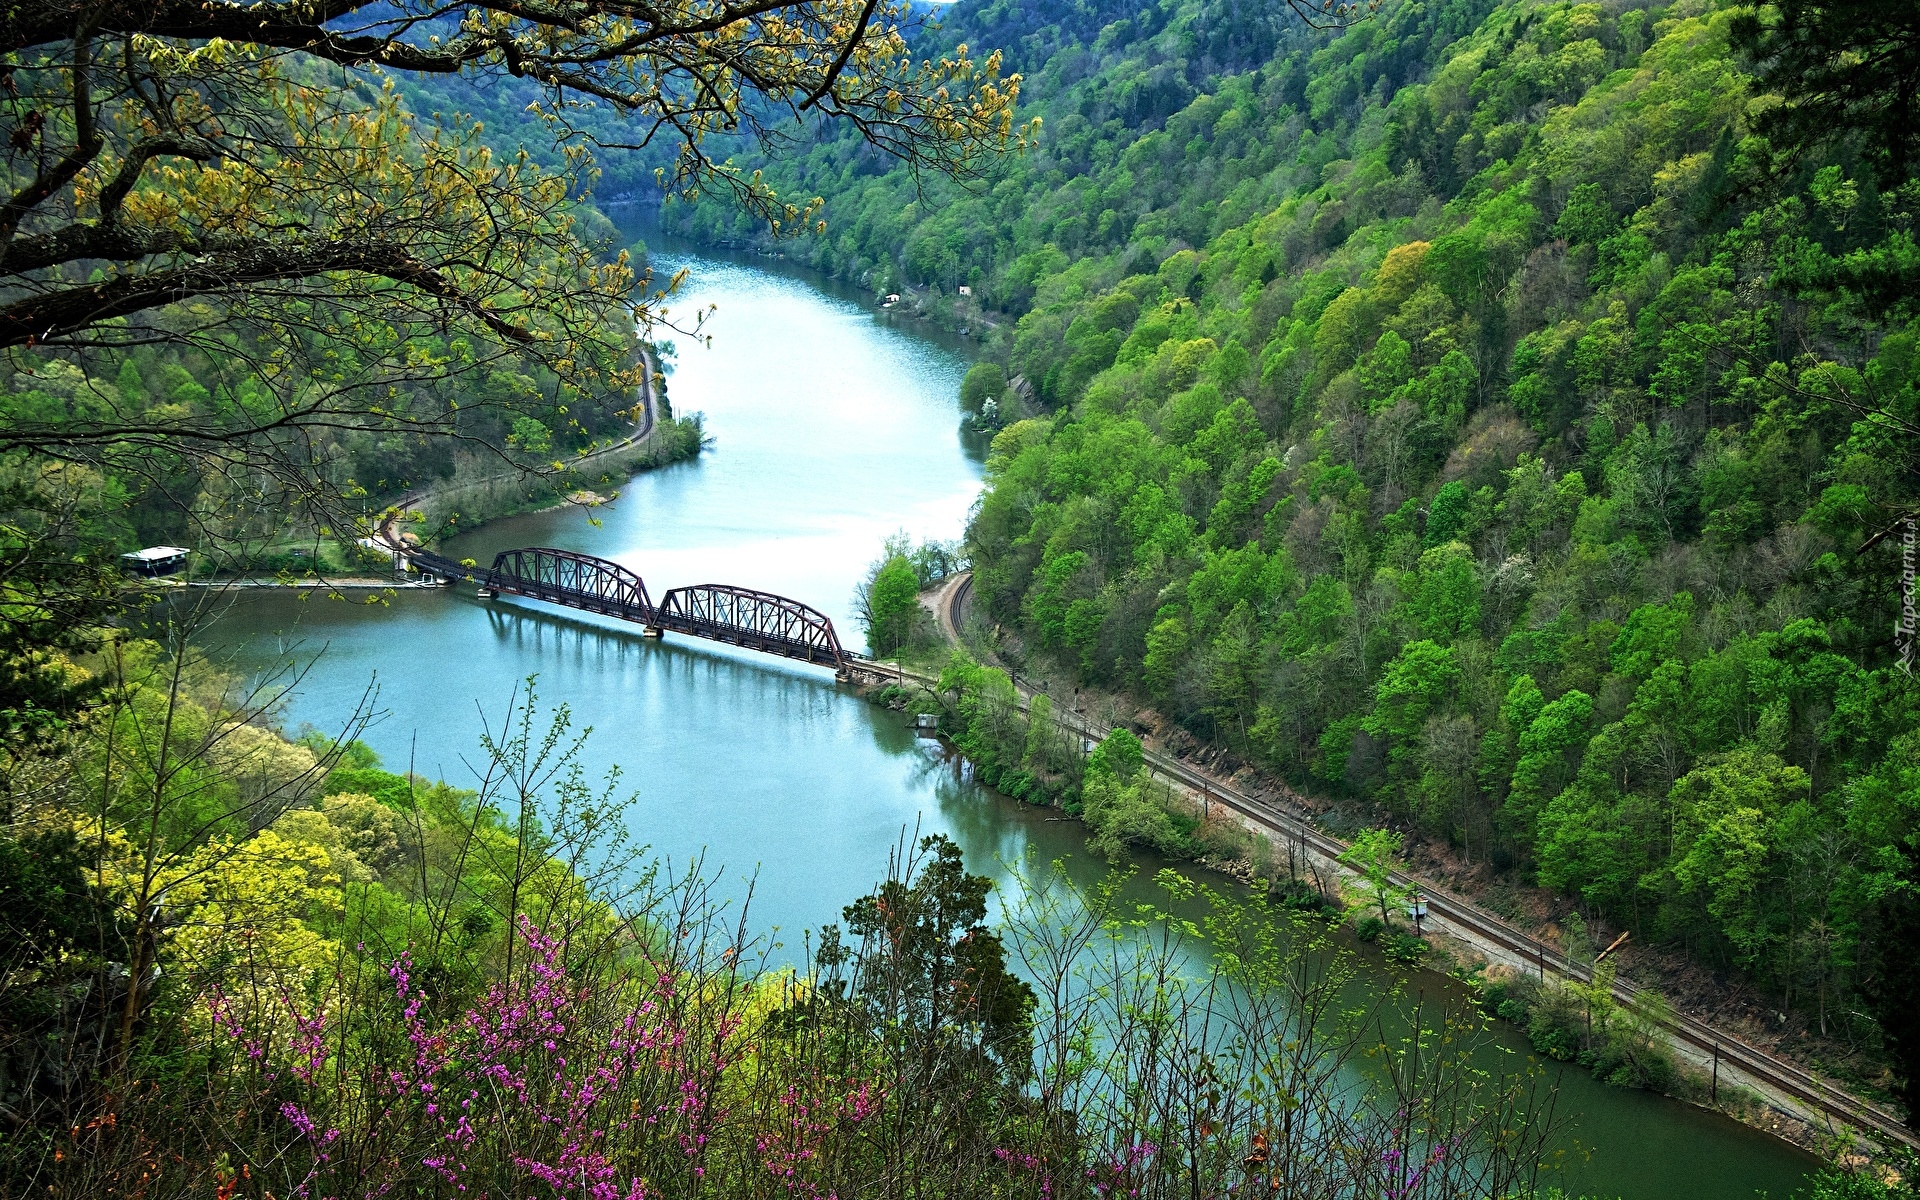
[404, 548, 852, 672]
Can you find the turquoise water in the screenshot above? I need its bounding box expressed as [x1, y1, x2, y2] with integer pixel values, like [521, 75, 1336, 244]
[200, 249, 1820, 1200]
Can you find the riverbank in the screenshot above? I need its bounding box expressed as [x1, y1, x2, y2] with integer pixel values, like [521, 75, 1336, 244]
[180, 577, 438, 590]
[369, 344, 702, 553]
[867, 569, 1913, 1163]
[178, 349, 702, 590]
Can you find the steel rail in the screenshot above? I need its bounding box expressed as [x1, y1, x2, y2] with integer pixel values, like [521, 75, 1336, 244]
[1136, 747, 1916, 1148]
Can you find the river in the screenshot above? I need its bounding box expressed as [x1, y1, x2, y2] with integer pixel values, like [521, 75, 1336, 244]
[201, 246, 1818, 1200]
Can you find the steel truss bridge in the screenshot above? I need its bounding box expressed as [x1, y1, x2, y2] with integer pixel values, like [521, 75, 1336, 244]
[406, 547, 852, 672]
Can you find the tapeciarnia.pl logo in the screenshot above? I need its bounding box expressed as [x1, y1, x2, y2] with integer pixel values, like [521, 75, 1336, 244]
[1902, 516, 1917, 675]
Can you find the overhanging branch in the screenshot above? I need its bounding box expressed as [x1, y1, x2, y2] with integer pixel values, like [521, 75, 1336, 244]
[0, 236, 534, 348]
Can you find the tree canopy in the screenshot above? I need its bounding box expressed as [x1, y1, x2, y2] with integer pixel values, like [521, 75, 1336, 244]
[0, 0, 1027, 441]
[1730, 0, 1920, 180]
[676, 0, 1920, 1115]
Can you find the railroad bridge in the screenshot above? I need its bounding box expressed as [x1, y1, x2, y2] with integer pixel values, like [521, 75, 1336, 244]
[406, 546, 863, 675]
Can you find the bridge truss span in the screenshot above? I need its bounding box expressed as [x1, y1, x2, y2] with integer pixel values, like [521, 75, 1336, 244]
[400, 545, 852, 672]
[490, 547, 653, 621]
[654, 584, 846, 667]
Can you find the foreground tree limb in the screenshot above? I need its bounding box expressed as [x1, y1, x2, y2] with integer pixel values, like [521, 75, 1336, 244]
[0, 236, 540, 348]
[0, 0, 1036, 734]
[0, 0, 1031, 393]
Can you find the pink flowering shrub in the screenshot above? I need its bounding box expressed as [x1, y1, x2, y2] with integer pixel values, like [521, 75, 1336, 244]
[9, 687, 1565, 1200]
[31, 820, 1561, 1200]
[252, 918, 919, 1200]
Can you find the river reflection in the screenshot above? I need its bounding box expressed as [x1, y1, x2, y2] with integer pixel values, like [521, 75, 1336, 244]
[198, 245, 1818, 1200]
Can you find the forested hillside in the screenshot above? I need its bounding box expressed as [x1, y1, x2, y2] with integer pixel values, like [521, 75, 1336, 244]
[0, 306, 655, 567]
[672, 0, 1920, 1105]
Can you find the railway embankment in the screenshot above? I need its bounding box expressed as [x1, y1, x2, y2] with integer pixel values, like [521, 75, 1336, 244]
[870, 569, 1914, 1162]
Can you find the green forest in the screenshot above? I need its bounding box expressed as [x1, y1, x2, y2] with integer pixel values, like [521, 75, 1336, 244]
[6, 0, 1920, 1192]
[677, 0, 1920, 1112]
[0, 301, 679, 570]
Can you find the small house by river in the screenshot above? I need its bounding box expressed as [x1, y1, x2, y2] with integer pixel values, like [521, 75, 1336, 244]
[121, 546, 191, 577]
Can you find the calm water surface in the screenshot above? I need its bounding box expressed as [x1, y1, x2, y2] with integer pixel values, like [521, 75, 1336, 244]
[202, 250, 1817, 1200]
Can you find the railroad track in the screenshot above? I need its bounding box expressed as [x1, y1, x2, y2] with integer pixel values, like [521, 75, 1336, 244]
[1139, 750, 1915, 1149]
[929, 570, 1915, 1149]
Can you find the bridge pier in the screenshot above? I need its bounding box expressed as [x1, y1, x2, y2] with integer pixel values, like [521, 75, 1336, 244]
[643, 625, 663, 638]
[837, 660, 892, 687]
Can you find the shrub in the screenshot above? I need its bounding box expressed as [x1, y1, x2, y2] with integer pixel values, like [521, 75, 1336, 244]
[1385, 931, 1429, 963]
[1269, 877, 1334, 914]
[1528, 1012, 1582, 1061]
[864, 555, 923, 655]
[1801, 1155, 1920, 1200]
[5, 671, 1575, 1200]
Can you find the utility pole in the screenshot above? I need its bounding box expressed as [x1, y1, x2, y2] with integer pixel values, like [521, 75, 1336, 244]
[1594, 930, 1631, 965]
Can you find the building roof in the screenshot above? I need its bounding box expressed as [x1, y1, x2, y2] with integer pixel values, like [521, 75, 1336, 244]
[121, 546, 192, 562]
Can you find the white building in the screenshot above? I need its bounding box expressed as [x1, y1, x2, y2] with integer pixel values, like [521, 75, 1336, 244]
[121, 546, 192, 577]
